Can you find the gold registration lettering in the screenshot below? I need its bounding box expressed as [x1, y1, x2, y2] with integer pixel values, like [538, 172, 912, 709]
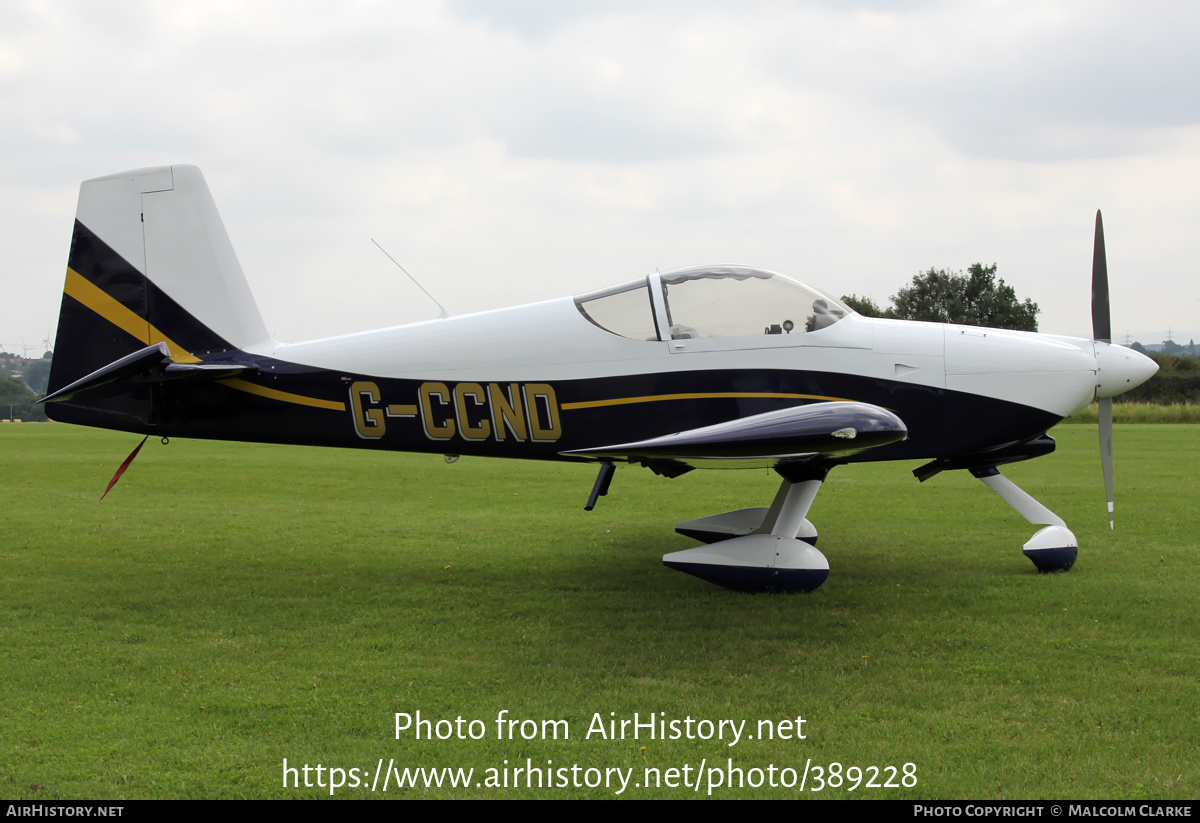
[349, 381, 385, 439]
[419, 382, 456, 440]
[523, 383, 562, 441]
[352, 381, 562, 444]
[453, 383, 492, 441]
[488, 383, 528, 441]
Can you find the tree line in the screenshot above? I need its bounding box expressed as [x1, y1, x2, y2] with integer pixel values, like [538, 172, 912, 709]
[1, 352, 51, 421]
[0, 377, 47, 422]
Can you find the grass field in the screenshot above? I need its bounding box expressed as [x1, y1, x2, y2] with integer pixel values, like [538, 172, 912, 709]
[1, 423, 1196, 799]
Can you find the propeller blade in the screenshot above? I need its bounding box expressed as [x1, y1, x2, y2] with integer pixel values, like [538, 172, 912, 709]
[1099, 393, 1114, 529]
[1092, 211, 1114, 528]
[1091, 210, 1111, 343]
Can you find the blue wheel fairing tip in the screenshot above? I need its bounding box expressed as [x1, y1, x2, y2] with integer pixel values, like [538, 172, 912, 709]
[1023, 546, 1078, 572]
[662, 561, 829, 593]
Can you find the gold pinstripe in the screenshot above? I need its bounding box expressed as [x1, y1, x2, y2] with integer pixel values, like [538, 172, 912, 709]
[64, 268, 200, 363]
[560, 391, 850, 411]
[62, 267, 346, 412]
[217, 378, 346, 412]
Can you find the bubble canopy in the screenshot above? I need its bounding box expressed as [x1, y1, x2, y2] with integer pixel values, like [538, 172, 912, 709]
[575, 266, 851, 341]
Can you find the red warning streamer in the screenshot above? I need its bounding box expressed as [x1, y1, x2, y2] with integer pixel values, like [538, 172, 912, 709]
[98, 435, 149, 504]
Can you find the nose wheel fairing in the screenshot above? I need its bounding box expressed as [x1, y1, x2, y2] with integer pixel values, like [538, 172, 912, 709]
[1022, 526, 1079, 572]
[972, 467, 1078, 573]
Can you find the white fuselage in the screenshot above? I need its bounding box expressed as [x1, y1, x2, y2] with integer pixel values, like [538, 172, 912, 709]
[264, 299, 1113, 420]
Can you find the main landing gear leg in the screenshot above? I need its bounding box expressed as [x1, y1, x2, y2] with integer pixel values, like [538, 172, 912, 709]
[971, 467, 1078, 572]
[758, 473, 821, 546]
[663, 465, 831, 593]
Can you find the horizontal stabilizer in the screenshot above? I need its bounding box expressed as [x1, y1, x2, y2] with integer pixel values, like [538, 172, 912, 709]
[160, 362, 260, 381]
[563, 401, 906, 471]
[42, 342, 258, 404]
[42, 343, 171, 403]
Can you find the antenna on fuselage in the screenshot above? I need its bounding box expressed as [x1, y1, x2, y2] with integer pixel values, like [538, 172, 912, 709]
[371, 239, 452, 319]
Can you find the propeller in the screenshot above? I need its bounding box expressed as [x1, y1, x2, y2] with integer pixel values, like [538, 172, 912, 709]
[1091, 211, 1114, 529]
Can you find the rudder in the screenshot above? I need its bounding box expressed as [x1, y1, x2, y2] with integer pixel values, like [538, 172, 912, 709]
[47, 165, 272, 430]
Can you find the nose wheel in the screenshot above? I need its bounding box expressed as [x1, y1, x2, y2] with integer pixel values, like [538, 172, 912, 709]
[972, 467, 1078, 572]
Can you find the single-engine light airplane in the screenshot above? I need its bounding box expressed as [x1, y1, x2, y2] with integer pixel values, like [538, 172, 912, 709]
[44, 165, 1158, 593]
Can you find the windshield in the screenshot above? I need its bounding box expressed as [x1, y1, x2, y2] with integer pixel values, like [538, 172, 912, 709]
[658, 266, 848, 340]
[574, 278, 659, 340]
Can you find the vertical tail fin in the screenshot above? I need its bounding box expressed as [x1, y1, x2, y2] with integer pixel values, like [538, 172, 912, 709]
[47, 165, 272, 429]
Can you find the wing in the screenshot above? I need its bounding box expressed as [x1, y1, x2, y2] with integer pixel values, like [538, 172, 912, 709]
[562, 400, 907, 474]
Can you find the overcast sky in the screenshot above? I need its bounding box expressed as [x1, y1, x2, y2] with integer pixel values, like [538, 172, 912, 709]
[3, 0, 1198, 354]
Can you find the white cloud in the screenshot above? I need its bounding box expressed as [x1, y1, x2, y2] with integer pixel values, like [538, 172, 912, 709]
[2, 0, 1197, 352]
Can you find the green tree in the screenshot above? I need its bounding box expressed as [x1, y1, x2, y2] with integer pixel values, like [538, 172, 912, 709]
[843, 264, 1039, 331]
[839, 294, 892, 318]
[20, 358, 51, 395]
[0, 376, 47, 422]
[889, 263, 1039, 331]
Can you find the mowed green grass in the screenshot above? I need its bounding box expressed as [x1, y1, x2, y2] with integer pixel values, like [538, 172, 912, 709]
[1, 423, 1196, 799]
